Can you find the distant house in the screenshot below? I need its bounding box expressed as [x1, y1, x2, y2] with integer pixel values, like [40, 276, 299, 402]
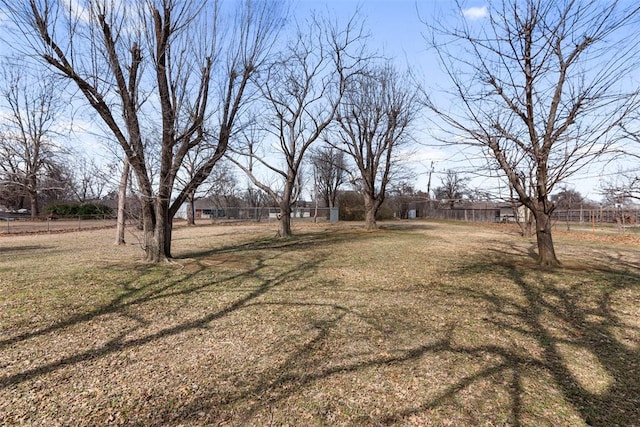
[191, 200, 270, 221]
[193, 200, 226, 219]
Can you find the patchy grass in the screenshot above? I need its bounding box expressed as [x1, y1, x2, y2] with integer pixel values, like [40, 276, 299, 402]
[0, 220, 639, 426]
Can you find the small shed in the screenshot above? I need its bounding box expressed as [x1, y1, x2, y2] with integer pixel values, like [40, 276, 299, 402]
[499, 204, 527, 222]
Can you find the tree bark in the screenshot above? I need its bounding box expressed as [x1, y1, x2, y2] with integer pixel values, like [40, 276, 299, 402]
[26, 171, 39, 218]
[141, 199, 159, 262]
[363, 194, 378, 230]
[532, 207, 560, 267]
[277, 200, 292, 237]
[186, 192, 196, 226]
[28, 188, 39, 219]
[162, 214, 173, 260]
[147, 196, 171, 262]
[115, 160, 129, 245]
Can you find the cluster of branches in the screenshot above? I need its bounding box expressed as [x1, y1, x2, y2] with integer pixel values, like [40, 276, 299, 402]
[0, 0, 422, 260]
[2, 0, 286, 261]
[425, 0, 640, 266]
[225, 13, 422, 235]
[0, 59, 69, 218]
[4, 0, 640, 268]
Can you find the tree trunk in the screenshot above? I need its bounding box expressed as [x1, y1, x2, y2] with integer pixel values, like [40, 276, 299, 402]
[364, 194, 378, 230]
[140, 198, 166, 263]
[275, 181, 295, 238]
[186, 192, 196, 226]
[277, 201, 292, 237]
[525, 214, 534, 237]
[163, 215, 173, 259]
[137, 195, 175, 263]
[516, 206, 535, 237]
[533, 208, 560, 267]
[115, 160, 129, 245]
[27, 173, 39, 218]
[153, 197, 172, 261]
[28, 190, 39, 219]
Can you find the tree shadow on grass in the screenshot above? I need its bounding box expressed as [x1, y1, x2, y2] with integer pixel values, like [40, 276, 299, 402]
[378, 222, 436, 232]
[1, 227, 363, 352]
[152, 246, 636, 426]
[0, 245, 54, 253]
[441, 253, 640, 426]
[0, 235, 333, 390]
[173, 226, 382, 260]
[154, 317, 530, 426]
[5, 225, 637, 425]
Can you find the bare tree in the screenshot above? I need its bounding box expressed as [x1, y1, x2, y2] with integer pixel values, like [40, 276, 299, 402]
[434, 169, 469, 209]
[599, 172, 639, 232]
[550, 187, 584, 210]
[69, 155, 112, 202]
[425, 0, 640, 266]
[2, 0, 284, 261]
[550, 186, 584, 231]
[0, 60, 66, 218]
[228, 12, 367, 237]
[333, 63, 421, 230]
[613, 123, 640, 203]
[243, 186, 272, 207]
[600, 170, 640, 205]
[179, 155, 238, 225]
[310, 145, 346, 209]
[388, 181, 421, 219]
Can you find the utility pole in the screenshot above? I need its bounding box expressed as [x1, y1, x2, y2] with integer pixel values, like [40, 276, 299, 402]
[426, 161, 434, 199]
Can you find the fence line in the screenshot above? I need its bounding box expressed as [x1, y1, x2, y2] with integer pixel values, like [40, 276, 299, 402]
[423, 208, 499, 223]
[423, 207, 640, 226]
[197, 206, 339, 223]
[552, 208, 640, 225]
[1, 215, 117, 234]
[3, 207, 637, 234]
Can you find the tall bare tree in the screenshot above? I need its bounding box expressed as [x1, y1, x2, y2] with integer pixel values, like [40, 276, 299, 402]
[334, 63, 421, 230]
[2, 0, 284, 261]
[0, 60, 65, 218]
[228, 13, 367, 237]
[434, 169, 469, 209]
[425, 0, 640, 266]
[69, 155, 112, 202]
[600, 171, 640, 205]
[614, 123, 640, 202]
[178, 154, 237, 225]
[310, 145, 346, 209]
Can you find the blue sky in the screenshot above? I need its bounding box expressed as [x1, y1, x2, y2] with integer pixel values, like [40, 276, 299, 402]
[292, 0, 640, 202]
[292, 0, 492, 196]
[1, 0, 637, 202]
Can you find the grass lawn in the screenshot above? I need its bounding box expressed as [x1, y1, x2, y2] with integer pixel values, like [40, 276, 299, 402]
[0, 220, 638, 426]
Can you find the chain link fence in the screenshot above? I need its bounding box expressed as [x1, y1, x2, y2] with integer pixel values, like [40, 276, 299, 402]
[423, 207, 640, 233]
[197, 206, 339, 223]
[0, 214, 117, 234]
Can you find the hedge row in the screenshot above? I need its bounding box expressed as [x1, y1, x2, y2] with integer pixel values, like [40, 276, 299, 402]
[45, 203, 113, 217]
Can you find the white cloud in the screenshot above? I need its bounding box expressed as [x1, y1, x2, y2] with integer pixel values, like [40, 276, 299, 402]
[403, 146, 448, 163]
[462, 6, 488, 20]
[61, 0, 91, 24]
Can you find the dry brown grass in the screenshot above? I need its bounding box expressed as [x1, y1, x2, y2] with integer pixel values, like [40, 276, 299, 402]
[1, 220, 639, 426]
